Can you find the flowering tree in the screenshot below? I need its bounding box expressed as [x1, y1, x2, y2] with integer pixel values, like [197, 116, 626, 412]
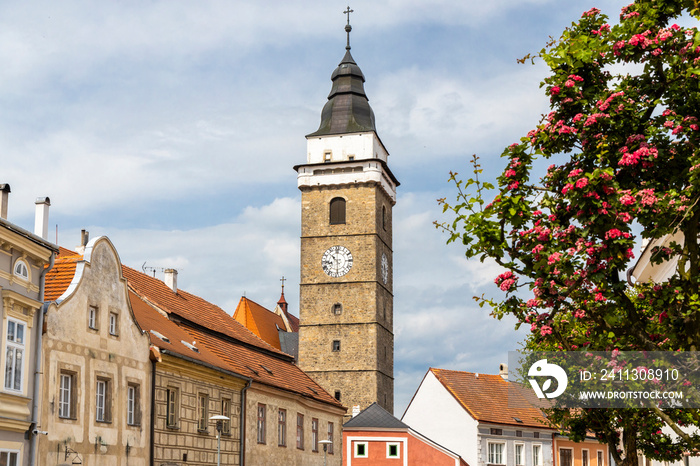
[440, 1, 700, 464]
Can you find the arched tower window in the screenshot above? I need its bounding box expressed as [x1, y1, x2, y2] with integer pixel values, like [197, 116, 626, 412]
[329, 198, 346, 225]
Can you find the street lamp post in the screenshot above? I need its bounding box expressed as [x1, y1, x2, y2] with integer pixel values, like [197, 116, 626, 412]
[210, 415, 230, 466]
[319, 440, 333, 466]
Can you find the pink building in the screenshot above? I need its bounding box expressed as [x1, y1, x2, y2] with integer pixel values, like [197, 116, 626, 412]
[343, 402, 468, 466]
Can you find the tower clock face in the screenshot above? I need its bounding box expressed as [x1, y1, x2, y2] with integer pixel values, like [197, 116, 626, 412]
[322, 246, 353, 277]
[381, 252, 389, 284]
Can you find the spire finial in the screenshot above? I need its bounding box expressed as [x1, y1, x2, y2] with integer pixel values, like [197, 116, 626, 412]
[344, 6, 353, 50]
[280, 275, 286, 293]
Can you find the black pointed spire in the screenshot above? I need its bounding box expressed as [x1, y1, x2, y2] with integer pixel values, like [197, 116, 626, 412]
[307, 7, 376, 137]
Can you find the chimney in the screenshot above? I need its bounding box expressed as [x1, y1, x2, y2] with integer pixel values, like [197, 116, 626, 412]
[499, 363, 508, 381]
[76, 230, 89, 254]
[0, 184, 10, 220]
[164, 269, 178, 293]
[34, 197, 50, 240]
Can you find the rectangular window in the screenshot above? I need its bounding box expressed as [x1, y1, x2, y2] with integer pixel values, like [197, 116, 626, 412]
[598, 451, 605, 466]
[488, 443, 505, 465]
[534, 432, 540, 439]
[0, 450, 19, 466]
[515, 444, 524, 466]
[354, 442, 368, 458]
[583, 450, 589, 466]
[387, 442, 400, 458]
[324, 151, 332, 162]
[4, 319, 25, 391]
[490, 428, 503, 435]
[257, 404, 266, 444]
[332, 340, 340, 352]
[560, 448, 573, 466]
[516, 430, 522, 437]
[127, 384, 141, 426]
[533, 445, 542, 466]
[278, 409, 287, 447]
[109, 312, 118, 336]
[221, 398, 231, 435]
[166, 388, 179, 428]
[198, 393, 208, 431]
[59, 372, 73, 418]
[296, 413, 304, 450]
[327, 422, 334, 454]
[96, 378, 111, 422]
[88, 306, 98, 329]
[311, 418, 319, 452]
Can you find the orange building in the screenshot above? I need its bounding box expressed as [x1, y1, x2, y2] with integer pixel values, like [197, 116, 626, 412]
[553, 434, 609, 466]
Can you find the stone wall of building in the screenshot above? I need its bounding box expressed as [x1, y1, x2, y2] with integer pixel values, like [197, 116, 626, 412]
[153, 355, 246, 466]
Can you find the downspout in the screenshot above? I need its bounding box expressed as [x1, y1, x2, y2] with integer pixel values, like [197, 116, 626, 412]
[240, 379, 251, 466]
[29, 252, 54, 466]
[150, 359, 156, 466]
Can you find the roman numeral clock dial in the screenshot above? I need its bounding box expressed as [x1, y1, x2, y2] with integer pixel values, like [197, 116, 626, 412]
[322, 246, 353, 278]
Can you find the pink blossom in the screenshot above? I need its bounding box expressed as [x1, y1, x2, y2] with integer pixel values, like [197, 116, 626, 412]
[620, 193, 635, 205]
[565, 79, 575, 88]
[548, 253, 562, 264]
[550, 86, 561, 96]
[505, 169, 517, 178]
[540, 325, 553, 336]
[568, 168, 584, 178]
[573, 309, 586, 318]
[575, 177, 589, 189]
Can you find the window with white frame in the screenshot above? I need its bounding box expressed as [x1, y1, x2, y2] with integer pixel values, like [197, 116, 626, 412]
[4, 319, 25, 391]
[166, 387, 179, 428]
[583, 449, 590, 466]
[59, 372, 75, 419]
[296, 413, 304, 450]
[488, 442, 505, 465]
[127, 383, 141, 426]
[88, 305, 98, 330]
[354, 442, 368, 458]
[311, 418, 319, 452]
[221, 398, 231, 435]
[387, 442, 400, 458]
[109, 312, 118, 336]
[515, 444, 525, 466]
[13, 259, 29, 280]
[0, 450, 19, 466]
[533, 445, 543, 466]
[96, 378, 111, 422]
[597, 451, 605, 466]
[278, 409, 287, 447]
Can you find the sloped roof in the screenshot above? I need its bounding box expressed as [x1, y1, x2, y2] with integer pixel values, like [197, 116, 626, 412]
[122, 265, 284, 355]
[344, 402, 408, 429]
[233, 296, 287, 350]
[44, 247, 82, 301]
[430, 368, 554, 429]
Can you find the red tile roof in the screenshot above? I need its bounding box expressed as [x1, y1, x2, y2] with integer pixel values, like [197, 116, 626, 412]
[430, 368, 554, 429]
[233, 297, 287, 350]
[123, 265, 342, 409]
[122, 265, 283, 355]
[44, 247, 82, 301]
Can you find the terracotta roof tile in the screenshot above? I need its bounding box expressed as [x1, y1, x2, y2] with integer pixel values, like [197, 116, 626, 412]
[122, 265, 283, 354]
[233, 297, 287, 350]
[44, 248, 83, 301]
[431, 368, 554, 429]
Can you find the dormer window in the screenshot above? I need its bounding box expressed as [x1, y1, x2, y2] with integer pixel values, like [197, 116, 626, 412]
[13, 259, 29, 281]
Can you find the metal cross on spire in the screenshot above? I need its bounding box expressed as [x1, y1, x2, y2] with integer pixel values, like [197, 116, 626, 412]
[280, 275, 286, 293]
[344, 6, 353, 50]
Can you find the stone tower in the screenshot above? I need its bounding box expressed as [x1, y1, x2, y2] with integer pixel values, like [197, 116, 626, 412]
[295, 13, 399, 416]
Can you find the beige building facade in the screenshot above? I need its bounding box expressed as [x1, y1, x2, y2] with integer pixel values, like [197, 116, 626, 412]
[39, 237, 152, 466]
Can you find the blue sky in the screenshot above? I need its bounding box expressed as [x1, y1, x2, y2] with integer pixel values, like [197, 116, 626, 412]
[1, 0, 631, 415]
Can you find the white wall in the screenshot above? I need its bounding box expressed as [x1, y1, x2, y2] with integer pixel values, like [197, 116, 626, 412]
[402, 370, 479, 465]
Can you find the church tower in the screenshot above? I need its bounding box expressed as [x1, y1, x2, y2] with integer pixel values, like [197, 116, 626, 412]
[295, 10, 398, 416]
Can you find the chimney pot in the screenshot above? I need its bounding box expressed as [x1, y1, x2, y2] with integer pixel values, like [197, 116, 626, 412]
[0, 184, 10, 220]
[164, 269, 178, 293]
[499, 363, 508, 381]
[34, 197, 50, 240]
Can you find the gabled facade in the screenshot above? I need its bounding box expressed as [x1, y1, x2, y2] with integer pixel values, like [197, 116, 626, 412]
[343, 402, 467, 466]
[0, 189, 58, 466]
[553, 435, 609, 466]
[402, 368, 556, 466]
[40, 237, 152, 466]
